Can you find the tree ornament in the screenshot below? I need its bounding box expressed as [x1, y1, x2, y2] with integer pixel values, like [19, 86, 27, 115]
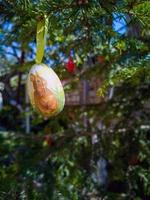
[76, 0, 88, 6]
[97, 55, 105, 64]
[128, 154, 139, 166]
[43, 135, 53, 147]
[26, 15, 65, 117]
[66, 57, 76, 73]
[27, 64, 65, 117]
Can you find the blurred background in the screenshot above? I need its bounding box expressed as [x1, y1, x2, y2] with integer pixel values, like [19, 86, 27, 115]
[0, 0, 150, 199]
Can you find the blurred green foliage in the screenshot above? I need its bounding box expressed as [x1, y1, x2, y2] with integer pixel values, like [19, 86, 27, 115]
[0, 0, 150, 199]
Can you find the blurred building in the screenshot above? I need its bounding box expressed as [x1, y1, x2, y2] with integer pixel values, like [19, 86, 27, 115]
[64, 78, 103, 106]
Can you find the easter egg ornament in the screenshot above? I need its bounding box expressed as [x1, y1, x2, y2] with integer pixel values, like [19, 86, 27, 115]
[27, 64, 65, 117]
[27, 15, 65, 117]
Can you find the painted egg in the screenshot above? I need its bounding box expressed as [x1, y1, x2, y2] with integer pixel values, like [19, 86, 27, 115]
[27, 63, 65, 117]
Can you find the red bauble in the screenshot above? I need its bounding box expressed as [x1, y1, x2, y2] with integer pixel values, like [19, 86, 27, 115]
[44, 135, 53, 147]
[77, 0, 88, 5]
[66, 57, 76, 73]
[128, 154, 139, 166]
[97, 55, 105, 64]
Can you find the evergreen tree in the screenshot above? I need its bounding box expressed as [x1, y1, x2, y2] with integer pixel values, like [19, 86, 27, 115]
[0, 0, 150, 199]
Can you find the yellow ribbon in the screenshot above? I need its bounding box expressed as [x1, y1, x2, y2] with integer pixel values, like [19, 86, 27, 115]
[35, 15, 48, 64]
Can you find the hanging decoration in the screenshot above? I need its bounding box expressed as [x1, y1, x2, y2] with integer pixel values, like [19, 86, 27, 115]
[27, 15, 65, 117]
[27, 64, 65, 117]
[97, 55, 105, 64]
[66, 57, 76, 73]
[76, 0, 89, 6]
[43, 135, 54, 147]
